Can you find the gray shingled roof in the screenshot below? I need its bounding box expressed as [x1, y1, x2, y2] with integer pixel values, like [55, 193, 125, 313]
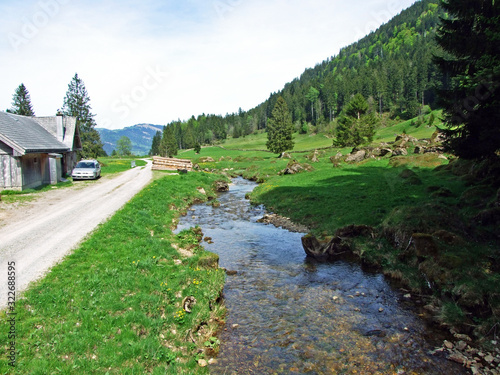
[33, 115, 82, 150]
[0, 111, 69, 155]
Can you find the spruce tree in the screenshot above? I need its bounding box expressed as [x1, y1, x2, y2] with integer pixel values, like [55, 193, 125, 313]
[9, 83, 35, 116]
[62, 73, 105, 158]
[161, 125, 178, 158]
[266, 96, 294, 154]
[149, 131, 162, 156]
[434, 0, 500, 158]
[334, 94, 377, 147]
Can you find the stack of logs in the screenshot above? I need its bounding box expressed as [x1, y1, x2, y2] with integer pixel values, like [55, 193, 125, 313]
[152, 156, 193, 172]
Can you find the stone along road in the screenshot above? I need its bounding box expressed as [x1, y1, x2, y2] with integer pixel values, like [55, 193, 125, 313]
[0, 161, 153, 310]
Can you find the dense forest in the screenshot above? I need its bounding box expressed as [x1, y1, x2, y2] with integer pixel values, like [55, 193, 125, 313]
[151, 0, 444, 155]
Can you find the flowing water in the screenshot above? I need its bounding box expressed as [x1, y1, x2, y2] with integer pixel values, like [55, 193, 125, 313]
[176, 177, 467, 374]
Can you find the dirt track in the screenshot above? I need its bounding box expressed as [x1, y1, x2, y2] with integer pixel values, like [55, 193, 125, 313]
[0, 161, 153, 310]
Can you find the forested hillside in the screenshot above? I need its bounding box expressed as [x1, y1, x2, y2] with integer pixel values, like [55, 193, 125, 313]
[152, 0, 444, 155]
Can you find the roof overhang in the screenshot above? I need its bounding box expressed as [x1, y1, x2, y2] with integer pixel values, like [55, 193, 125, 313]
[0, 133, 26, 155]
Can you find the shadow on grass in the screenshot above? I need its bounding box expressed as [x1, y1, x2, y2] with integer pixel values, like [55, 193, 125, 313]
[253, 165, 463, 235]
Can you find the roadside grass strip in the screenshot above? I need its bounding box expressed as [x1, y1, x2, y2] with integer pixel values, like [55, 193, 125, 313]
[0, 172, 227, 374]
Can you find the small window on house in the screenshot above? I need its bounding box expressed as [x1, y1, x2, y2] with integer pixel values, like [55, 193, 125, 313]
[34, 157, 38, 163]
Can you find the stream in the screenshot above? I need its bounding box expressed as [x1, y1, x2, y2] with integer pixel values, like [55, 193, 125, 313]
[176, 177, 467, 374]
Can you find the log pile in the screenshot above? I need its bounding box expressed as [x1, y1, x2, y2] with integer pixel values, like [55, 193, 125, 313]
[152, 156, 193, 171]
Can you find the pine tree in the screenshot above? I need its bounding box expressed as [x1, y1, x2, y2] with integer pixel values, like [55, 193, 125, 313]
[266, 96, 294, 154]
[434, 0, 500, 158]
[161, 125, 178, 158]
[149, 131, 162, 156]
[334, 94, 377, 147]
[62, 73, 105, 158]
[305, 87, 320, 123]
[9, 83, 35, 116]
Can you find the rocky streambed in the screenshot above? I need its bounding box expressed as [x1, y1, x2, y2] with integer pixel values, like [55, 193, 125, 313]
[176, 177, 471, 374]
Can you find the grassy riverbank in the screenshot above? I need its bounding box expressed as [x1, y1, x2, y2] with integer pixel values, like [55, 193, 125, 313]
[0, 172, 229, 374]
[181, 121, 499, 344]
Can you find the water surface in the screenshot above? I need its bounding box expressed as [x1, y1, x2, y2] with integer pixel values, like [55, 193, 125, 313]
[177, 177, 466, 374]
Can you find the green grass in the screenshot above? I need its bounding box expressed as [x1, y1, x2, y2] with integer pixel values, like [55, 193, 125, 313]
[250, 156, 455, 235]
[374, 110, 443, 143]
[98, 157, 148, 176]
[221, 132, 333, 152]
[0, 172, 228, 374]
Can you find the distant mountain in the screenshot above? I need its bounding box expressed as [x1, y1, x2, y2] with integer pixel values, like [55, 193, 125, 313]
[97, 124, 164, 156]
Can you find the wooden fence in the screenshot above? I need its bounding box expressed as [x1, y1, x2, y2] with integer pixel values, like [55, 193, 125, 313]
[152, 156, 193, 171]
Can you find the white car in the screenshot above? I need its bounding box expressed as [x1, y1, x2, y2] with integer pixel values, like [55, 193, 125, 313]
[71, 160, 101, 180]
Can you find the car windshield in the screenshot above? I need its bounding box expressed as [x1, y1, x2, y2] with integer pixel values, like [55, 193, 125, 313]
[76, 162, 95, 169]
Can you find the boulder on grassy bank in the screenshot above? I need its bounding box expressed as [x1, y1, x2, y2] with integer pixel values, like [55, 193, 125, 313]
[199, 157, 215, 163]
[281, 161, 314, 175]
[214, 180, 229, 192]
[392, 147, 408, 156]
[301, 234, 352, 260]
[395, 134, 418, 147]
[306, 150, 320, 163]
[345, 150, 366, 163]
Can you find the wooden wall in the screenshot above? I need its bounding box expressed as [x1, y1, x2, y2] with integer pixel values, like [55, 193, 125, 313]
[0, 141, 21, 190]
[20, 154, 46, 190]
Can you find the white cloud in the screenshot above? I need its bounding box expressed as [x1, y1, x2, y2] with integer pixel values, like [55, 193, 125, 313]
[0, 0, 417, 129]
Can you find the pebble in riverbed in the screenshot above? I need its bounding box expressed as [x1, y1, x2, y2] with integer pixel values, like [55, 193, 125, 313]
[430, 335, 500, 374]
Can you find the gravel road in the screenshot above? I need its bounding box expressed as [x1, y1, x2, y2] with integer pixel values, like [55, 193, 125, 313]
[0, 160, 153, 310]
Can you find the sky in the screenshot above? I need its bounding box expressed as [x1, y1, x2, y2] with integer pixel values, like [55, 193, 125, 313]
[0, 0, 418, 130]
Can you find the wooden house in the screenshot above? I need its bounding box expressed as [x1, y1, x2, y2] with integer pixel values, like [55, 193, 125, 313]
[0, 111, 82, 190]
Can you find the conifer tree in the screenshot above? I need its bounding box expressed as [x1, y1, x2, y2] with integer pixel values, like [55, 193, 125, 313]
[434, 0, 500, 158]
[62, 73, 105, 158]
[266, 96, 294, 154]
[161, 125, 178, 158]
[9, 83, 35, 116]
[334, 94, 377, 147]
[149, 131, 162, 156]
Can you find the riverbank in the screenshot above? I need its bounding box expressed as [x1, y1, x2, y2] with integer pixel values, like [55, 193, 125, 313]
[0, 172, 229, 374]
[181, 145, 499, 358]
[175, 176, 470, 374]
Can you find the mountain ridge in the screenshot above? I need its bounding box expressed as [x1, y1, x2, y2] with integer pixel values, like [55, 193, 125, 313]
[97, 124, 164, 156]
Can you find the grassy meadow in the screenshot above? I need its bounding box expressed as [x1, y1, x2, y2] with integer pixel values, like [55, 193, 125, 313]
[1, 172, 229, 374]
[98, 157, 148, 176]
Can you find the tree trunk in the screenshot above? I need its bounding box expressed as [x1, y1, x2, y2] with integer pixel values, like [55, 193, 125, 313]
[379, 94, 383, 118]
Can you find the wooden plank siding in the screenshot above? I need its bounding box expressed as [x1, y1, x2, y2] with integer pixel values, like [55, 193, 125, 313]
[20, 154, 50, 190]
[0, 155, 22, 190]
